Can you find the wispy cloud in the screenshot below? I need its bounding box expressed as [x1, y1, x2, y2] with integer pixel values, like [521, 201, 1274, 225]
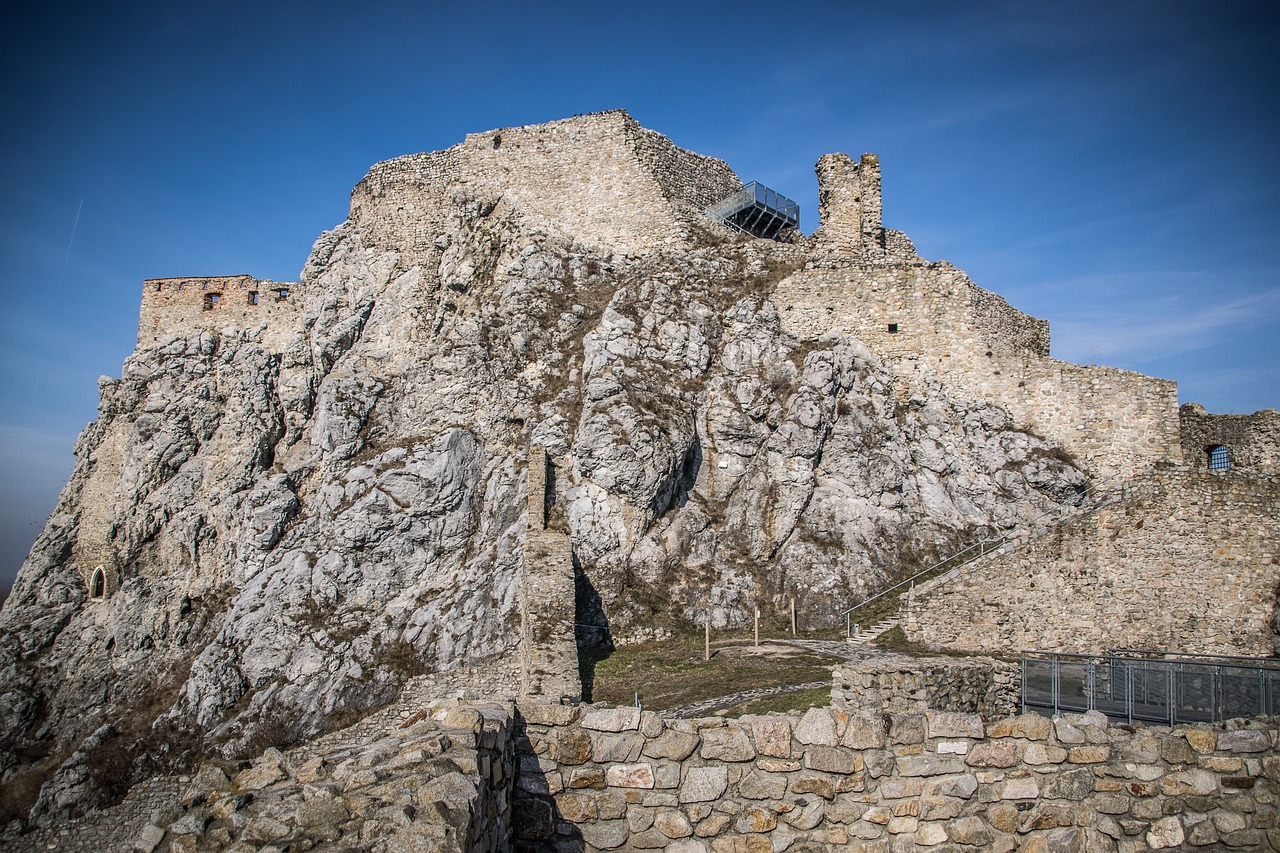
[1048, 274, 1280, 364]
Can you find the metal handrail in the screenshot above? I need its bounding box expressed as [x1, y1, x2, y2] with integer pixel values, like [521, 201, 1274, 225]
[1021, 649, 1280, 723]
[838, 470, 1130, 622]
[1109, 648, 1280, 667]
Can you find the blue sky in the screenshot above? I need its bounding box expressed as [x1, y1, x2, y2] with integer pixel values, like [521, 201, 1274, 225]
[2, 0, 1277, 585]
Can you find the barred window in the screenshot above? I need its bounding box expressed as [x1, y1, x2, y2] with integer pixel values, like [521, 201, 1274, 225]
[1207, 445, 1230, 471]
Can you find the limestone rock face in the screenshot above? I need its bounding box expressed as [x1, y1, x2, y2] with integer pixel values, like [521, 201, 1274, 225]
[0, 111, 1089, 821]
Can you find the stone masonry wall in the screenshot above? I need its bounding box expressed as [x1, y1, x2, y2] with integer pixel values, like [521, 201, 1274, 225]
[774, 261, 1180, 477]
[904, 470, 1280, 656]
[349, 110, 743, 261]
[137, 275, 301, 350]
[1180, 403, 1280, 476]
[512, 701, 1280, 851]
[831, 656, 1020, 721]
[814, 153, 884, 258]
[520, 446, 581, 701]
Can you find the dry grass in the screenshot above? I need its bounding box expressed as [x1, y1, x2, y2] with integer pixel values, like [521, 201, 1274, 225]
[719, 687, 832, 717]
[589, 631, 840, 711]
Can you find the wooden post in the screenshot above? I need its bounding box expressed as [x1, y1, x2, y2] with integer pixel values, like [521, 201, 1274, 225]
[754, 607, 760, 647]
[790, 597, 797, 635]
[704, 619, 710, 661]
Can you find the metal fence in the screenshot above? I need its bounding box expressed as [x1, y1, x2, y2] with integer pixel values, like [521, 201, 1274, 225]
[1022, 650, 1280, 724]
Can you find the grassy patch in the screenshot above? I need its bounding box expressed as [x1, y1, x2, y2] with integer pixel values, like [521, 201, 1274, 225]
[589, 632, 839, 711]
[720, 687, 831, 717]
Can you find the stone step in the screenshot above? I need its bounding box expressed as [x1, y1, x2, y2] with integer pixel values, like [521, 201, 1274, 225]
[846, 616, 901, 645]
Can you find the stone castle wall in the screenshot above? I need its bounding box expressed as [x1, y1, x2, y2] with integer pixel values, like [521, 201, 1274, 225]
[137, 275, 300, 350]
[831, 657, 1020, 722]
[513, 701, 1279, 851]
[349, 110, 742, 260]
[29, 697, 1278, 852]
[904, 470, 1280, 656]
[774, 262, 1180, 477]
[1180, 403, 1280, 476]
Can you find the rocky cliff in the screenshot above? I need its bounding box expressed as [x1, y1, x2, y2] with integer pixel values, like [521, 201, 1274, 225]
[0, 111, 1095, 826]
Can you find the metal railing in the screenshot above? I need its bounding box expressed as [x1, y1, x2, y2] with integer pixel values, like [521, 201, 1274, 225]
[837, 471, 1129, 634]
[1022, 650, 1280, 724]
[707, 181, 800, 238]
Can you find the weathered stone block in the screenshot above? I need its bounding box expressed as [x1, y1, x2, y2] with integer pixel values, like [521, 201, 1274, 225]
[891, 715, 926, 745]
[926, 712, 983, 737]
[737, 769, 786, 800]
[700, 726, 756, 762]
[520, 701, 579, 726]
[551, 726, 592, 765]
[794, 707, 839, 746]
[896, 755, 966, 777]
[946, 815, 993, 845]
[749, 718, 792, 757]
[680, 766, 729, 803]
[1040, 767, 1095, 801]
[709, 835, 773, 853]
[1000, 776, 1039, 800]
[643, 729, 701, 761]
[581, 819, 630, 849]
[581, 707, 642, 732]
[1217, 730, 1271, 753]
[556, 791, 596, 822]
[842, 711, 887, 749]
[790, 774, 835, 800]
[735, 805, 777, 833]
[593, 731, 646, 766]
[966, 740, 1020, 768]
[805, 746, 861, 775]
[1146, 815, 1185, 849]
[988, 713, 1052, 740]
[606, 763, 655, 788]
[927, 773, 978, 800]
[1160, 768, 1217, 796]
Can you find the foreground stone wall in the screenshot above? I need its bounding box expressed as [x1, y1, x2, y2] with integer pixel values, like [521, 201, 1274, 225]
[137, 275, 300, 349]
[13, 697, 1279, 852]
[905, 470, 1280, 656]
[832, 655, 1020, 721]
[513, 701, 1279, 851]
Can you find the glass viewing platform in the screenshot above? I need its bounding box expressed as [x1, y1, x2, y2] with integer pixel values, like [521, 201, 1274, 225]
[706, 182, 800, 240]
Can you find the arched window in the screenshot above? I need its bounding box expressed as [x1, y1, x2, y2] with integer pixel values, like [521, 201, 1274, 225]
[1206, 445, 1230, 471]
[90, 567, 106, 599]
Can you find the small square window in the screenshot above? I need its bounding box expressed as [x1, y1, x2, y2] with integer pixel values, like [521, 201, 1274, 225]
[1207, 445, 1230, 471]
[277, 288, 289, 299]
[887, 323, 899, 333]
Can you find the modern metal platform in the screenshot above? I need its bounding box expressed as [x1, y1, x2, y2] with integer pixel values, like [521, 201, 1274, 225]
[707, 181, 800, 239]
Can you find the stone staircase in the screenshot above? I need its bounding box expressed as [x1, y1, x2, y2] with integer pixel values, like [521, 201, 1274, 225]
[845, 616, 901, 646]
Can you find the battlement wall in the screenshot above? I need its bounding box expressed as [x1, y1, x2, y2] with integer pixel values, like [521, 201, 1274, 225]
[905, 470, 1280, 656]
[1180, 403, 1280, 476]
[775, 262, 1180, 476]
[138, 275, 301, 350]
